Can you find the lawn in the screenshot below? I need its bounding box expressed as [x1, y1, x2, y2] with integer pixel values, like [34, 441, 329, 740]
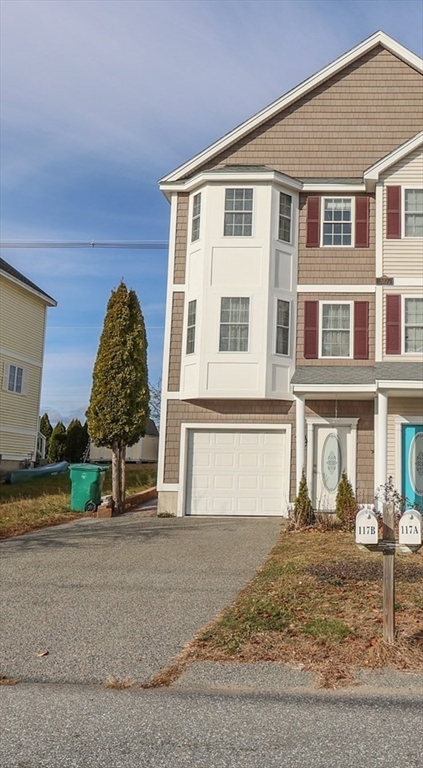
[0, 463, 157, 539]
[166, 529, 423, 688]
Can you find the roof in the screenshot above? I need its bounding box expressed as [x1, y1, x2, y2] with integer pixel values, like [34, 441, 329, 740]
[292, 367, 376, 385]
[292, 364, 423, 387]
[160, 31, 423, 185]
[364, 130, 423, 184]
[145, 419, 159, 437]
[0, 256, 57, 306]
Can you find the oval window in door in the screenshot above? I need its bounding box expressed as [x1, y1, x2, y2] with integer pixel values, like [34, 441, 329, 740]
[408, 431, 423, 496]
[321, 433, 342, 493]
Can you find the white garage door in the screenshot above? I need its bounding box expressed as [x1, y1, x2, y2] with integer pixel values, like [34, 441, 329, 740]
[185, 429, 288, 516]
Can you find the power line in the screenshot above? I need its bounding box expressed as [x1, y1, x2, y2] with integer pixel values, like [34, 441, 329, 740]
[0, 240, 169, 250]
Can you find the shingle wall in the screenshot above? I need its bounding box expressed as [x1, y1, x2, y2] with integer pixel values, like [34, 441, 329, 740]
[195, 48, 423, 179]
[167, 292, 185, 391]
[298, 193, 376, 284]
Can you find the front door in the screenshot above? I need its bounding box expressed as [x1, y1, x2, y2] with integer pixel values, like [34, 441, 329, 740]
[313, 425, 350, 511]
[402, 425, 423, 509]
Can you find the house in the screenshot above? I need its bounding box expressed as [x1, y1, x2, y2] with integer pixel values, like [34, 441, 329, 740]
[0, 257, 57, 471]
[89, 419, 159, 463]
[156, 31, 423, 517]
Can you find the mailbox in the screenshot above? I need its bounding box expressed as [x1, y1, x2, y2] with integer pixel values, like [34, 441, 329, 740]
[355, 507, 379, 545]
[398, 509, 422, 546]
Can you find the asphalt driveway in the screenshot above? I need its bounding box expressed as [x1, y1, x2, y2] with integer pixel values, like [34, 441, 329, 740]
[1, 508, 280, 685]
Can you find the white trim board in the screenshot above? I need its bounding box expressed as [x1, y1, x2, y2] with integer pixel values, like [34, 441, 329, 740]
[0, 348, 43, 367]
[364, 131, 423, 185]
[298, 285, 375, 293]
[161, 32, 422, 185]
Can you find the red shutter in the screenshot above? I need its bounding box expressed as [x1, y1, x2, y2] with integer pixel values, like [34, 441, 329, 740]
[306, 197, 320, 247]
[386, 186, 401, 239]
[355, 197, 369, 248]
[354, 301, 369, 359]
[304, 301, 318, 359]
[386, 295, 401, 354]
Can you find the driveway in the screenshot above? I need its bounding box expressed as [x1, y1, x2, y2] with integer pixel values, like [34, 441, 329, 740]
[1, 508, 280, 685]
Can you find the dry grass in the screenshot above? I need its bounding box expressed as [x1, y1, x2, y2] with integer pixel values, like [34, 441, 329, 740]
[104, 676, 135, 690]
[0, 464, 157, 539]
[179, 530, 423, 688]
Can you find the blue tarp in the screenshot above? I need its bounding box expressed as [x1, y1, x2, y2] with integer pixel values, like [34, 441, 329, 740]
[6, 461, 69, 484]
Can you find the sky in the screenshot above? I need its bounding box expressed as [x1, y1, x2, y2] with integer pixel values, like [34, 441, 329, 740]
[1, 0, 422, 425]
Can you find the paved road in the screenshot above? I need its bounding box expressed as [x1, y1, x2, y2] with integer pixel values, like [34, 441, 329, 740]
[1, 510, 280, 685]
[1, 683, 423, 768]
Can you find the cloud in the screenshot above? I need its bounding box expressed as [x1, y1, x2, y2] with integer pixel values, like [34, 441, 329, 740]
[3, 0, 421, 189]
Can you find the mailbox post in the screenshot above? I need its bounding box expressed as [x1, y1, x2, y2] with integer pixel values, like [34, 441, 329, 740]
[355, 503, 422, 645]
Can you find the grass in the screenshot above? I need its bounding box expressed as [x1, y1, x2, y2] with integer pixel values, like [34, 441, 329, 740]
[176, 530, 423, 688]
[0, 463, 157, 539]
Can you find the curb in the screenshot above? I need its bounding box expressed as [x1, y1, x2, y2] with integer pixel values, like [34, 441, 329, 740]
[97, 487, 158, 518]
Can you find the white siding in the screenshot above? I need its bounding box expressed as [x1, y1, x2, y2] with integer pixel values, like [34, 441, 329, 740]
[382, 147, 423, 278]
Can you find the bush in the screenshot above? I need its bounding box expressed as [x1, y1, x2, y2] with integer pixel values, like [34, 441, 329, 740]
[291, 471, 315, 528]
[335, 472, 357, 529]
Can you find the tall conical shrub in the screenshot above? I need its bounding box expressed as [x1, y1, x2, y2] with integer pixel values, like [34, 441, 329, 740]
[292, 470, 315, 528]
[86, 282, 149, 513]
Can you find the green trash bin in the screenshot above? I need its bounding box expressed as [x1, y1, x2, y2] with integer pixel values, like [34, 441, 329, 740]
[69, 464, 109, 512]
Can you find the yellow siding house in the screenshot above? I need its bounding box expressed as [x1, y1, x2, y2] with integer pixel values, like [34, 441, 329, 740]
[0, 257, 56, 471]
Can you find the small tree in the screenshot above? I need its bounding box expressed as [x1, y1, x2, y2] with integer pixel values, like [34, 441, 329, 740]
[65, 419, 86, 463]
[149, 377, 161, 429]
[86, 282, 149, 513]
[335, 471, 357, 529]
[292, 470, 314, 528]
[39, 413, 53, 456]
[48, 421, 67, 463]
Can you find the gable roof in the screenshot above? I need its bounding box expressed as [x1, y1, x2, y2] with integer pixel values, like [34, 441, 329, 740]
[364, 130, 423, 186]
[160, 31, 422, 185]
[0, 256, 57, 306]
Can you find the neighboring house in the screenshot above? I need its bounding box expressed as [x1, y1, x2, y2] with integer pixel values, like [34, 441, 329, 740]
[89, 419, 159, 463]
[0, 257, 57, 471]
[157, 31, 423, 517]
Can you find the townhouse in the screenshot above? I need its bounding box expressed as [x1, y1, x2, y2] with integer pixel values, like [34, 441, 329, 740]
[157, 31, 423, 517]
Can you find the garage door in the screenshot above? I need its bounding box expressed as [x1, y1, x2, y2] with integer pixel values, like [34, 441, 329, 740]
[185, 429, 288, 516]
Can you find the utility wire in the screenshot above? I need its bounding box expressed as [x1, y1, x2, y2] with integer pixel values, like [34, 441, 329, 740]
[0, 240, 169, 250]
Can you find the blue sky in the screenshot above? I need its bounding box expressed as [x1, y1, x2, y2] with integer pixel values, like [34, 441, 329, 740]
[1, 0, 422, 424]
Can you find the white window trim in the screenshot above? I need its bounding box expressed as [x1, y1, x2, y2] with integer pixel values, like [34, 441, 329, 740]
[274, 298, 291, 357]
[402, 187, 423, 240]
[218, 297, 250, 353]
[277, 191, 293, 245]
[185, 299, 197, 355]
[178, 422, 292, 517]
[320, 196, 355, 248]
[2, 361, 29, 396]
[191, 192, 201, 243]
[402, 295, 423, 355]
[223, 187, 254, 238]
[319, 301, 353, 359]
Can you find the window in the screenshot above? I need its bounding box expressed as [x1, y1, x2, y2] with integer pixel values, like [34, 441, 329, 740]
[404, 189, 423, 237]
[322, 198, 352, 246]
[224, 189, 253, 236]
[276, 300, 290, 355]
[404, 298, 423, 353]
[321, 303, 351, 357]
[191, 193, 201, 242]
[7, 364, 24, 394]
[219, 297, 249, 352]
[186, 300, 197, 355]
[278, 192, 292, 243]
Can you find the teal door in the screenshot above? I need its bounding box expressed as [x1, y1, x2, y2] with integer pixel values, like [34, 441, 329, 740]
[402, 425, 423, 509]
